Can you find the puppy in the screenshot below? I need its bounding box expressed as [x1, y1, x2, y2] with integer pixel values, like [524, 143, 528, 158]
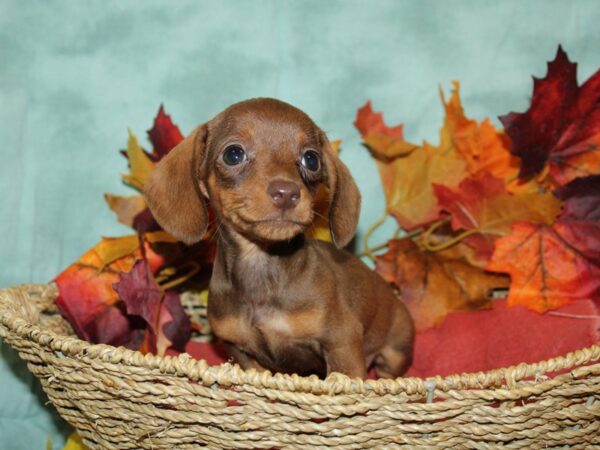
[144, 98, 414, 379]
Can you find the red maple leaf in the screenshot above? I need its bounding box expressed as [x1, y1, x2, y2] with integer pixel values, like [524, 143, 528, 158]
[54, 238, 164, 349]
[500, 46, 600, 184]
[147, 105, 185, 160]
[354, 101, 404, 139]
[113, 259, 191, 355]
[554, 174, 600, 267]
[433, 172, 505, 231]
[555, 174, 600, 224]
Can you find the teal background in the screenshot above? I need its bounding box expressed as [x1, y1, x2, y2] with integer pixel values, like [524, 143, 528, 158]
[1, 0, 598, 448]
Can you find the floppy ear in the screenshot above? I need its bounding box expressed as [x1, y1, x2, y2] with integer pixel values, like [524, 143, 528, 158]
[144, 124, 209, 245]
[321, 133, 361, 248]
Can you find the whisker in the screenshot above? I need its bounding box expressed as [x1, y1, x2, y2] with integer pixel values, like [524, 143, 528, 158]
[210, 220, 225, 244]
[312, 209, 328, 221]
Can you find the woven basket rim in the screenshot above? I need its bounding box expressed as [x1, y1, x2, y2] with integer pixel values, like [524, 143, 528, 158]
[1, 283, 599, 396]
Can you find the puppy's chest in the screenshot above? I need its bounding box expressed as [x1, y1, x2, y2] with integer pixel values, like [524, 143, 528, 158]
[211, 305, 323, 360]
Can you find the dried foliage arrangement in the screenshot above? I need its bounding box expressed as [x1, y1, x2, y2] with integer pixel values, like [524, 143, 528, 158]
[53, 45, 599, 359]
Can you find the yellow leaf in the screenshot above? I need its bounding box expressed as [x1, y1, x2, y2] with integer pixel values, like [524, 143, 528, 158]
[330, 139, 341, 155]
[199, 289, 209, 306]
[62, 432, 89, 450]
[84, 235, 140, 272]
[104, 193, 147, 227]
[122, 131, 155, 191]
[378, 143, 467, 230]
[476, 190, 562, 235]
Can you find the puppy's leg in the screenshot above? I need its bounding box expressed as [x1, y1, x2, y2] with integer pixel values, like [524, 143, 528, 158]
[224, 343, 267, 372]
[374, 304, 414, 379]
[325, 339, 367, 378]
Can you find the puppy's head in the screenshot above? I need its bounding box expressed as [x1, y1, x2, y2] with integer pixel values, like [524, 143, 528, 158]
[144, 98, 361, 248]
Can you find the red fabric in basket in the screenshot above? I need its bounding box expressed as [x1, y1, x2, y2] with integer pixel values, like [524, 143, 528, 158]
[406, 299, 599, 377]
[179, 299, 599, 379]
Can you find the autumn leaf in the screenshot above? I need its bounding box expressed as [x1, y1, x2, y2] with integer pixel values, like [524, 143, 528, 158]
[113, 259, 191, 355]
[132, 207, 162, 234]
[486, 175, 600, 312]
[354, 101, 404, 139]
[122, 131, 155, 191]
[62, 432, 89, 450]
[354, 101, 417, 158]
[500, 46, 600, 184]
[432, 171, 562, 258]
[441, 82, 530, 192]
[433, 171, 505, 231]
[147, 105, 185, 160]
[54, 237, 164, 347]
[356, 89, 497, 230]
[554, 174, 600, 223]
[377, 142, 468, 230]
[376, 237, 509, 331]
[77, 235, 143, 273]
[486, 222, 600, 312]
[104, 194, 147, 228]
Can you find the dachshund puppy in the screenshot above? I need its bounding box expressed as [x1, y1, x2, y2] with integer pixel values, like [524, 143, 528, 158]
[144, 98, 414, 379]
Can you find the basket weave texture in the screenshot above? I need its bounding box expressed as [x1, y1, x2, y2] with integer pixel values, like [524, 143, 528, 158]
[1, 284, 599, 449]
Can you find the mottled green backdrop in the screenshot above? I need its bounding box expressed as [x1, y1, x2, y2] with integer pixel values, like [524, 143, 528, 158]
[1, 1, 598, 448]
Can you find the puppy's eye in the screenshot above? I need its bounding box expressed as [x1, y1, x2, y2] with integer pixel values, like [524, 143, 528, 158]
[300, 150, 320, 172]
[222, 145, 246, 166]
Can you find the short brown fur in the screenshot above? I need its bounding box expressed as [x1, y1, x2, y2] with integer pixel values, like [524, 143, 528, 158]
[145, 98, 414, 378]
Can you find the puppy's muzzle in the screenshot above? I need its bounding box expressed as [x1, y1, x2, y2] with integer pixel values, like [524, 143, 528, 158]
[268, 179, 301, 210]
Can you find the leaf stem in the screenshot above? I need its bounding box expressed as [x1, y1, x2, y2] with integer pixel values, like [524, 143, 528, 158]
[421, 217, 504, 253]
[422, 228, 478, 252]
[358, 225, 420, 259]
[159, 262, 202, 290]
[420, 217, 451, 251]
[361, 208, 390, 261]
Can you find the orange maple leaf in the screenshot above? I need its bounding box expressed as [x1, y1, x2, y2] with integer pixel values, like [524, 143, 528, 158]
[357, 85, 533, 230]
[486, 221, 600, 312]
[486, 175, 600, 312]
[442, 82, 521, 183]
[377, 237, 509, 331]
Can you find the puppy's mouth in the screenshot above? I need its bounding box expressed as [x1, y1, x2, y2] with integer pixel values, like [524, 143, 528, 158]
[251, 218, 307, 227]
[231, 213, 312, 242]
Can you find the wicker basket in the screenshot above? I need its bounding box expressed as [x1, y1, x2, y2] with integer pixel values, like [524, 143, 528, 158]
[1, 284, 599, 449]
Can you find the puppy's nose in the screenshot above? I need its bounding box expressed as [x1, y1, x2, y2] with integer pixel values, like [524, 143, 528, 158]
[268, 180, 301, 210]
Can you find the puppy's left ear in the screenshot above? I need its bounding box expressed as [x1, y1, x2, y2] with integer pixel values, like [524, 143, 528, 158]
[321, 132, 361, 248]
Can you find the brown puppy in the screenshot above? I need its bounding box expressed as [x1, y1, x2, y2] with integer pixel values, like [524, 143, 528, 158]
[144, 98, 414, 379]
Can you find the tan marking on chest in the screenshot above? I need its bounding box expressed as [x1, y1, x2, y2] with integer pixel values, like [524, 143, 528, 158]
[210, 315, 252, 345]
[260, 308, 324, 339]
[211, 306, 325, 352]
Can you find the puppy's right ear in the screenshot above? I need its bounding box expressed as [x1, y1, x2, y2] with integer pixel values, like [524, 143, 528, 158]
[144, 124, 209, 245]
